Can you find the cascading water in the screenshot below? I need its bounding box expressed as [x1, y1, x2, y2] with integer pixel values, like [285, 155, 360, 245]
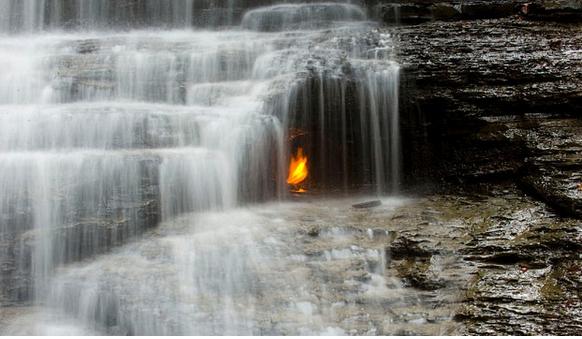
[0, 0, 403, 335]
[0, 0, 242, 31]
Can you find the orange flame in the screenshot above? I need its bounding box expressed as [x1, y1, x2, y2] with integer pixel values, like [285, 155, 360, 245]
[287, 147, 308, 188]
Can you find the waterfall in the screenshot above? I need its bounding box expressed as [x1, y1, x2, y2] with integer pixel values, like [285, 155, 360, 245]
[241, 3, 367, 31]
[0, 0, 401, 335]
[0, 0, 241, 32]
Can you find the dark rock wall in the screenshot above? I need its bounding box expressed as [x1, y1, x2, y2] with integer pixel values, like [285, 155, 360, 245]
[367, 0, 582, 23]
[392, 7, 582, 217]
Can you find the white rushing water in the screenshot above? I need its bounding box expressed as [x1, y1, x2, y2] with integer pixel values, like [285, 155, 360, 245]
[0, 0, 402, 335]
[4, 197, 415, 335]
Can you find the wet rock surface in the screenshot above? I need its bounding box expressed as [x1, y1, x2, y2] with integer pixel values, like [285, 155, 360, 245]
[393, 16, 582, 219]
[283, 184, 580, 335]
[451, 185, 582, 335]
[368, 0, 582, 23]
[1, 186, 579, 335]
[507, 116, 582, 217]
[239, 183, 579, 335]
[389, 184, 581, 335]
[396, 18, 582, 116]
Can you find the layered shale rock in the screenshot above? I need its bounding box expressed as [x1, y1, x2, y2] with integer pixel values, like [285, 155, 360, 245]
[368, 0, 582, 24]
[385, 11, 582, 332]
[393, 16, 582, 217]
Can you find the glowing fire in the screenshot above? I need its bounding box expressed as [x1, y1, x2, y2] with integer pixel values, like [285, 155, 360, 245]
[287, 147, 308, 191]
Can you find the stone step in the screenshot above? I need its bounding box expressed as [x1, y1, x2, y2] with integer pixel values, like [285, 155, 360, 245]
[0, 101, 273, 151]
[242, 3, 367, 32]
[0, 32, 292, 105]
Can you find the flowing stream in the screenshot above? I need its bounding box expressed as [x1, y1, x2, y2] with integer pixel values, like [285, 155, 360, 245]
[0, 0, 403, 335]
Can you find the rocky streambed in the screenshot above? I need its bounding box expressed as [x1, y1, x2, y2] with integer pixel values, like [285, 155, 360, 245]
[1, 184, 579, 335]
[397, 183, 581, 335]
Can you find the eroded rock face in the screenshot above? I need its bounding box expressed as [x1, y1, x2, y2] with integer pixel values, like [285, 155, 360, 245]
[396, 18, 582, 116]
[505, 117, 582, 217]
[456, 191, 582, 335]
[393, 16, 582, 217]
[520, 0, 582, 22]
[368, 0, 582, 24]
[370, 4, 582, 334]
[385, 14, 581, 329]
[386, 183, 581, 335]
